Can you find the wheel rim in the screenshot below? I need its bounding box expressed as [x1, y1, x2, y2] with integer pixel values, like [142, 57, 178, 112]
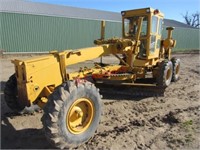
[175, 63, 180, 75]
[166, 67, 172, 81]
[67, 98, 94, 134]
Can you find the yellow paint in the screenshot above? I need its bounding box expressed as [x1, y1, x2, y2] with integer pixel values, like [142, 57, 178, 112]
[67, 98, 94, 134]
[11, 7, 176, 109]
[12, 55, 63, 106]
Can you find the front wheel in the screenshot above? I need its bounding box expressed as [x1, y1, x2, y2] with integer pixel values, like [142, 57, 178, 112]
[4, 74, 41, 114]
[4, 74, 25, 112]
[41, 80, 102, 149]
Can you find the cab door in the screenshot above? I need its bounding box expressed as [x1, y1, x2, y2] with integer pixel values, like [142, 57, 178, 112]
[148, 16, 163, 59]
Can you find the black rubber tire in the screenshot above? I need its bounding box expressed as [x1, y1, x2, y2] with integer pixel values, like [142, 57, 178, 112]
[4, 74, 25, 112]
[4, 74, 41, 114]
[41, 80, 102, 149]
[171, 57, 180, 82]
[157, 60, 173, 87]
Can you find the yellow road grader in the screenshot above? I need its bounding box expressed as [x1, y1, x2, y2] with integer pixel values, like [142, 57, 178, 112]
[4, 8, 180, 149]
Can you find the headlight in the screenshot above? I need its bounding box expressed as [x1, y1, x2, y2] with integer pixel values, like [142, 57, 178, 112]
[146, 8, 150, 13]
[121, 11, 126, 16]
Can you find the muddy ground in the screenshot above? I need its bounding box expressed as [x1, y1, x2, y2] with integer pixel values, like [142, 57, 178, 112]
[0, 52, 200, 149]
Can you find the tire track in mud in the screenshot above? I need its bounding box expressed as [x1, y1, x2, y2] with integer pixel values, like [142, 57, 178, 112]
[1, 53, 200, 149]
[84, 99, 200, 149]
[146, 105, 200, 149]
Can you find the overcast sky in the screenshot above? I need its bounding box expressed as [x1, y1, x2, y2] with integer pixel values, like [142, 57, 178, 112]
[29, 0, 200, 23]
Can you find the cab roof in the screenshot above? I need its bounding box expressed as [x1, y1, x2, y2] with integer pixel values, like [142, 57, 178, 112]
[121, 7, 164, 18]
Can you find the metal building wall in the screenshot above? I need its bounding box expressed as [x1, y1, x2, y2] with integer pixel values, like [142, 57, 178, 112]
[0, 12, 121, 53]
[0, 12, 199, 53]
[162, 26, 200, 51]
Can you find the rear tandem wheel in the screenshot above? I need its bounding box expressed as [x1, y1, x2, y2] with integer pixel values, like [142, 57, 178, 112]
[171, 57, 180, 82]
[156, 60, 173, 87]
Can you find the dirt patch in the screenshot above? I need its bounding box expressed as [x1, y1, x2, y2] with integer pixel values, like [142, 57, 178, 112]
[1, 53, 200, 149]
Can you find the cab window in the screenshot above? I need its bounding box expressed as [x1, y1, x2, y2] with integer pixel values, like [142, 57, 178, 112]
[158, 19, 163, 35]
[151, 16, 158, 33]
[124, 16, 148, 37]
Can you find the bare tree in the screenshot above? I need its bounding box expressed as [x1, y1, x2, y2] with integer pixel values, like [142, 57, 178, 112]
[182, 11, 199, 28]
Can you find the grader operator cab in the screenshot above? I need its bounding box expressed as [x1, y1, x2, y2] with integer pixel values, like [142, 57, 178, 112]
[122, 8, 163, 59]
[4, 8, 180, 149]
